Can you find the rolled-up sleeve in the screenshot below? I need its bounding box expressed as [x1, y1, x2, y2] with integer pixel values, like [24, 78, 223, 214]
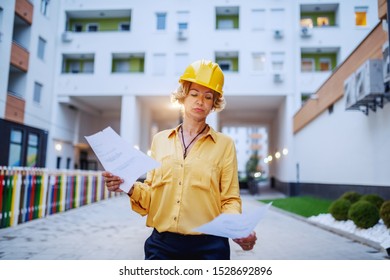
[220, 140, 242, 214]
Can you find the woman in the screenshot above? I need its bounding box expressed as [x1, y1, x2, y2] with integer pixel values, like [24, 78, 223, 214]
[103, 60, 257, 259]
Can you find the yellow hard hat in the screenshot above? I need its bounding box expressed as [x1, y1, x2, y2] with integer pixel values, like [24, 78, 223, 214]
[179, 60, 224, 95]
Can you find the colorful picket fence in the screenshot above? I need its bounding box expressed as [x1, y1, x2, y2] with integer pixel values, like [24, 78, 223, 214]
[0, 167, 119, 229]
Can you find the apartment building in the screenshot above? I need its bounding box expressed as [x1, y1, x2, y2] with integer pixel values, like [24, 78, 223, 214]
[1, 0, 383, 197]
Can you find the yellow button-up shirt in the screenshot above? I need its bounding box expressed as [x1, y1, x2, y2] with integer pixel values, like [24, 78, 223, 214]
[130, 125, 242, 235]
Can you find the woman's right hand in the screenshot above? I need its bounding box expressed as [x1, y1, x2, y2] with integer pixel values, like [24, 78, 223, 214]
[102, 171, 124, 193]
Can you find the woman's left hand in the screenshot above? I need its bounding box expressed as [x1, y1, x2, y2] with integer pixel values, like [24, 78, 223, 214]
[233, 231, 257, 251]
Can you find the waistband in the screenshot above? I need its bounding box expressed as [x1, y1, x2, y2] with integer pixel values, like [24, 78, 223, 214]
[152, 228, 226, 240]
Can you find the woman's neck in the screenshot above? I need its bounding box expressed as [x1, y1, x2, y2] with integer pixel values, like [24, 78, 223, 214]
[181, 120, 207, 136]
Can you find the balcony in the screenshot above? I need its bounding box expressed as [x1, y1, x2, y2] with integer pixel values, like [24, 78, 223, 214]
[15, 0, 33, 25]
[65, 10, 131, 33]
[11, 41, 29, 72]
[215, 51, 239, 73]
[300, 3, 339, 28]
[215, 6, 239, 30]
[62, 54, 95, 74]
[5, 93, 25, 123]
[112, 53, 145, 73]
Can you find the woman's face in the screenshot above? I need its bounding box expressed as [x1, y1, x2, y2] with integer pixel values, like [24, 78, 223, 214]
[183, 83, 214, 121]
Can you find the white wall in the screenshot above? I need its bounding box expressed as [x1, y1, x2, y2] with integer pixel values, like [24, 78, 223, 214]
[294, 95, 390, 187]
[0, 0, 15, 118]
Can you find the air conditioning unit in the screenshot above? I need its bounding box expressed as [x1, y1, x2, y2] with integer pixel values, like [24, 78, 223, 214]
[273, 29, 283, 39]
[344, 73, 358, 110]
[61, 32, 72, 42]
[273, 73, 284, 83]
[355, 59, 384, 103]
[177, 29, 188, 40]
[300, 26, 312, 37]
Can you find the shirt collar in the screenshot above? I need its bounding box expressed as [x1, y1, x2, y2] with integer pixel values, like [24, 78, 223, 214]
[168, 124, 217, 143]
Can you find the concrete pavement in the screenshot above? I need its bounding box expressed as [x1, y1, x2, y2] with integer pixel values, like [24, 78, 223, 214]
[0, 186, 388, 260]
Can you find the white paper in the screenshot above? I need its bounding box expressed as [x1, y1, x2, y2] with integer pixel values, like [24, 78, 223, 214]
[85, 126, 160, 193]
[193, 202, 272, 239]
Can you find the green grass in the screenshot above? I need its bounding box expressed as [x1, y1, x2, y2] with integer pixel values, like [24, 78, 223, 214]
[259, 196, 333, 218]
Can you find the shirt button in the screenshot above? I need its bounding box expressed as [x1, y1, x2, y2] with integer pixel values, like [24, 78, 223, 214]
[179, 181, 181, 185]
[174, 217, 177, 221]
[181, 164, 183, 168]
[177, 200, 180, 203]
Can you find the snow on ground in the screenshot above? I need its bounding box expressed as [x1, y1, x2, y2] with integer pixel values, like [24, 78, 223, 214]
[308, 214, 390, 249]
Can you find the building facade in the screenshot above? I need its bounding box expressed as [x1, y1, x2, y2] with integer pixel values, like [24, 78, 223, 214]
[1, 0, 386, 198]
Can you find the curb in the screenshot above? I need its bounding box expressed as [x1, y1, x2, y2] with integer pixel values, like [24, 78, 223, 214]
[268, 205, 386, 254]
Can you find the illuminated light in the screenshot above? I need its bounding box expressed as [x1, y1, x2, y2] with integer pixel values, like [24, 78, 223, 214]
[170, 100, 182, 109]
[55, 143, 62, 151]
[147, 150, 152, 156]
[282, 148, 288, 155]
[275, 152, 281, 159]
[264, 158, 268, 164]
[267, 155, 273, 162]
[134, 145, 140, 150]
[254, 172, 262, 178]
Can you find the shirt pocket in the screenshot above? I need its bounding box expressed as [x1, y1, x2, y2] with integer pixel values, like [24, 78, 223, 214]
[152, 155, 179, 188]
[189, 158, 218, 192]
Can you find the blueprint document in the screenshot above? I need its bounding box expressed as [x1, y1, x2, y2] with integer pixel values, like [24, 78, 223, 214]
[85, 126, 160, 193]
[193, 202, 272, 239]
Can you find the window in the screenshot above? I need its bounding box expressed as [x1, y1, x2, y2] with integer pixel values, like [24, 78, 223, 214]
[317, 17, 329, 26]
[115, 60, 130, 73]
[251, 9, 266, 30]
[216, 6, 239, 30]
[216, 52, 239, 72]
[271, 52, 285, 72]
[119, 22, 130, 31]
[37, 37, 46, 60]
[83, 61, 94, 73]
[177, 11, 189, 30]
[355, 7, 368, 26]
[252, 53, 266, 73]
[56, 156, 61, 169]
[73, 23, 83, 32]
[152, 54, 166, 75]
[70, 61, 80, 73]
[218, 19, 234, 29]
[33, 82, 43, 103]
[301, 58, 314, 72]
[156, 13, 167, 30]
[40, 0, 49, 16]
[218, 60, 233, 71]
[175, 53, 189, 74]
[87, 23, 99, 32]
[178, 22, 188, 30]
[300, 18, 313, 28]
[319, 58, 331, 71]
[27, 133, 39, 167]
[8, 129, 23, 166]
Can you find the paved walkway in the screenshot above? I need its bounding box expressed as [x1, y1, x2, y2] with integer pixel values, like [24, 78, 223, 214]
[0, 186, 388, 260]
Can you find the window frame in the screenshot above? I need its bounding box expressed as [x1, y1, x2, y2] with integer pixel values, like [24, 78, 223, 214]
[156, 13, 167, 31]
[86, 23, 99, 32]
[301, 58, 315, 72]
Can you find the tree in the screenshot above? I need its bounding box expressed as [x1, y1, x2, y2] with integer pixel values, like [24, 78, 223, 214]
[245, 150, 259, 180]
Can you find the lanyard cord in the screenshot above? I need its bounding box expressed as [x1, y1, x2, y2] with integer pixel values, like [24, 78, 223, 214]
[180, 124, 208, 159]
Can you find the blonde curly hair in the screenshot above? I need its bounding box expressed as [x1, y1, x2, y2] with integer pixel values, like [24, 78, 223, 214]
[170, 81, 226, 112]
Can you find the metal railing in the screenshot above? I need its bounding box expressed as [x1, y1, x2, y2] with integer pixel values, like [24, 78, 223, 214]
[0, 167, 119, 229]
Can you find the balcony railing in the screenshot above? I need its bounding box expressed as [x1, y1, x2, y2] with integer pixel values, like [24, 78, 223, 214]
[11, 41, 29, 72]
[15, 0, 33, 25]
[0, 167, 120, 229]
